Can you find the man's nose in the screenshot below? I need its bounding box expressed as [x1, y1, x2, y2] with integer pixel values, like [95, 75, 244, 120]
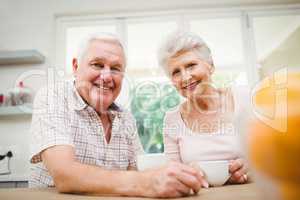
[100, 67, 113, 82]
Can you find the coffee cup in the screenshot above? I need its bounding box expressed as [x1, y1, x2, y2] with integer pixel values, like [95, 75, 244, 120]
[196, 160, 230, 187]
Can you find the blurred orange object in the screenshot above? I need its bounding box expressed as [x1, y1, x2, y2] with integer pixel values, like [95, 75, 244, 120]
[247, 71, 300, 200]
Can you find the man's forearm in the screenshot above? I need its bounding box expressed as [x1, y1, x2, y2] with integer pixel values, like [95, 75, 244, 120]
[53, 161, 148, 196]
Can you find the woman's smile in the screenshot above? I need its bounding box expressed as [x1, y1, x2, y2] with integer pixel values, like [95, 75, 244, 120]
[182, 80, 202, 92]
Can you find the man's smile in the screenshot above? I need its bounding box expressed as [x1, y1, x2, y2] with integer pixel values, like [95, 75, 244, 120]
[93, 82, 113, 91]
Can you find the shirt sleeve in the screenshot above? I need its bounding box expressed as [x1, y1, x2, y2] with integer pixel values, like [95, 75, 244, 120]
[30, 85, 74, 164]
[232, 85, 251, 116]
[163, 111, 182, 162]
[126, 112, 144, 170]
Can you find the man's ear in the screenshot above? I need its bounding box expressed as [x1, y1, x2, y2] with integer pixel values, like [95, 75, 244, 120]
[210, 65, 215, 75]
[72, 58, 79, 75]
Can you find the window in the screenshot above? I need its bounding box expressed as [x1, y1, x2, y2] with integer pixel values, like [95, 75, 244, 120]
[190, 17, 244, 70]
[189, 16, 248, 87]
[65, 24, 117, 74]
[56, 6, 299, 152]
[127, 18, 177, 70]
[130, 78, 181, 153]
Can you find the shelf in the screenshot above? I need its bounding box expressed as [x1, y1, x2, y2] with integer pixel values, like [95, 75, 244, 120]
[0, 104, 32, 116]
[0, 173, 29, 182]
[0, 50, 45, 65]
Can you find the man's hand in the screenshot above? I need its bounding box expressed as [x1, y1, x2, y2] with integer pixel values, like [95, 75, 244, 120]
[228, 158, 248, 184]
[42, 146, 206, 197]
[142, 162, 207, 198]
[189, 161, 209, 188]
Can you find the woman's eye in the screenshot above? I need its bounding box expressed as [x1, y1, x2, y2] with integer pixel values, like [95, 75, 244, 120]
[187, 63, 196, 69]
[172, 70, 180, 76]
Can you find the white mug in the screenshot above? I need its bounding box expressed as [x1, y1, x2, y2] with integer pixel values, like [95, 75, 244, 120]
[196, 160, 230, 187]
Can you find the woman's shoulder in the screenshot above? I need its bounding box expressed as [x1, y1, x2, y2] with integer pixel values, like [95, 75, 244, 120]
[217, 87, 231, 94]
[231, 85, 251, 95]
[230, 85, 251, 104]
[218, 85, 250, 101]
[228, 85, 252, 116]
[163, 104, 184, 139]
[164, 104, 181, 122]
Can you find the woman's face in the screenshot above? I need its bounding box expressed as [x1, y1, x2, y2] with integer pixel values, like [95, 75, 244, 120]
[167, 50, 213, 99]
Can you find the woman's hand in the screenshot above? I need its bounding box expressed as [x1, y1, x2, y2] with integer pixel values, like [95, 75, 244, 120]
[228, 158, 249, 184]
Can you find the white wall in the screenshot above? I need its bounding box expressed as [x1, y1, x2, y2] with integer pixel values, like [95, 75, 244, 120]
[0, 0, 299, 180]
[260, 27, 300, 77]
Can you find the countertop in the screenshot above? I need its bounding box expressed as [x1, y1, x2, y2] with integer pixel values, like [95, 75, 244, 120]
[0, 183, 261, 200]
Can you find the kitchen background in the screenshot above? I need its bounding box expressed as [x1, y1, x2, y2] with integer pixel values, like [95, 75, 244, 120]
[0, 0, 299, 188]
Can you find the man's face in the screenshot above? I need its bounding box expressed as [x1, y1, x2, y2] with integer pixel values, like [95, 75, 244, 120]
[73, 39, 125, 113]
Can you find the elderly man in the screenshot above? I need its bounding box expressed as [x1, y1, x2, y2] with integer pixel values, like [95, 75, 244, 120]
[29, 33, 205, 198]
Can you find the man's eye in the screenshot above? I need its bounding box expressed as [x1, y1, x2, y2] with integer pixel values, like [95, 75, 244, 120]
[111, 66, 121, 72]
[91, 63, 104, 68]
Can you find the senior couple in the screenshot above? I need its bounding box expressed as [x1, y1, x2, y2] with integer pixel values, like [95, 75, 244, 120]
[30, 31, 250, 198]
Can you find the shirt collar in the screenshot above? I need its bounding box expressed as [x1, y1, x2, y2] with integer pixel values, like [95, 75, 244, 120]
[71, 82, 88, 111]
[70, 81, 122, 116]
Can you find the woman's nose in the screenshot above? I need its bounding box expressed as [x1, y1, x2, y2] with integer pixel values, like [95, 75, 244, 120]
[182, 70, 192, 82]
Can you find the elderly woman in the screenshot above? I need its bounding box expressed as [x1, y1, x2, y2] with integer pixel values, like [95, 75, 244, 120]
[158, 31, 250, 186]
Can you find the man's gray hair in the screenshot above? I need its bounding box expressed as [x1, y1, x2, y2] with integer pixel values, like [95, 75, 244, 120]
[158, 31, 214, 76]
[77, 32, 126, 66]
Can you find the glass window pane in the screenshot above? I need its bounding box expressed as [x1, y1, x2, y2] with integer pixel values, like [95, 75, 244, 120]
[212, 70, 248, 87]
[127, 19, 177, 153]
[130, 79, 181, 153]
[65, 25, 117, 74]
[127, 20, 177, 70]
[190, 18, 245, 70]
[253, 14, 300, 78]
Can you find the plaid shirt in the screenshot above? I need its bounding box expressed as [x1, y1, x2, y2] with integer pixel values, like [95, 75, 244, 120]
[29, 81, 144, 188]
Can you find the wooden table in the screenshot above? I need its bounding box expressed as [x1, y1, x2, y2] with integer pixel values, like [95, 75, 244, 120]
[0, 183, 261, 200]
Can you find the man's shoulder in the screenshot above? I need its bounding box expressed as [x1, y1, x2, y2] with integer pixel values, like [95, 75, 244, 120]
[115, 105, 133, 119]
[35, 81, 72, 97]
[33, 81, 74, 110]
[114, 105, 138, 130]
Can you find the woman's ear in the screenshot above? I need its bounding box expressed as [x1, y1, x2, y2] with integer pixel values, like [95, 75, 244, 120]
[72, 58, 79, 75]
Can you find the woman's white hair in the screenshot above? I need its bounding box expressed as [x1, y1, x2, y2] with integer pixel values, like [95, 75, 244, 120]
[77, 32, 126, 66]
[158, 31, 214, 76]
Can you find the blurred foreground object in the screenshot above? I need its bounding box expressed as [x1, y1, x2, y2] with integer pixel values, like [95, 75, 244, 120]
[248, 70, 300, 200]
